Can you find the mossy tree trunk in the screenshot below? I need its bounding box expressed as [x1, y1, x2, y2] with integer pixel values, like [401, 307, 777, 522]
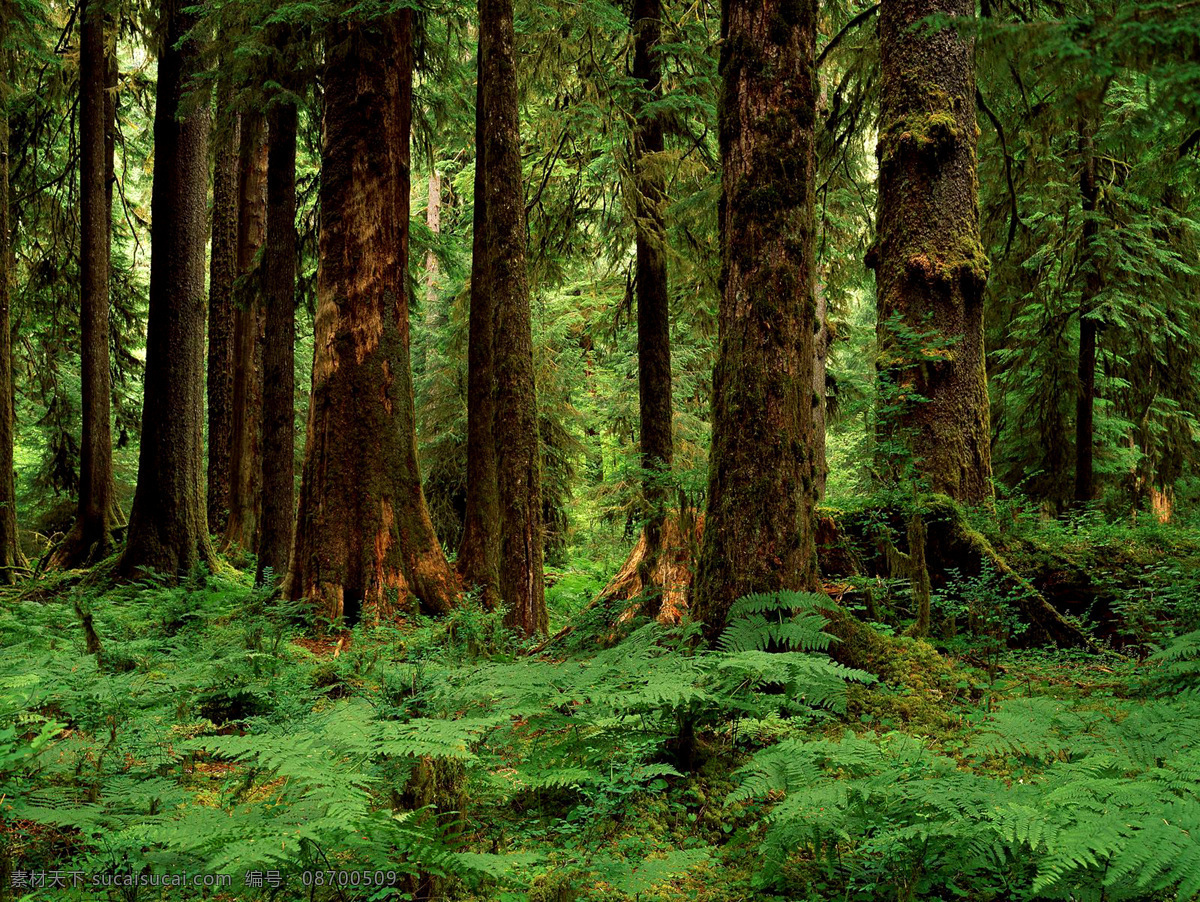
[0, 36, 24, 583]
[691, 0, 821, 643]
[257, 93, 297, 586]
[119, 0, 215, 578]
[480, 0, 547, 636]
[207, 78, 239, 537]
[223, 112, 267, 556]
[52, 0, 117, 567]
[632, 0, 674, 576]
[1074, 114, 1100, 506]
[285, 9, 457, 624]
[459, 46, 502, 612]
[870, 0, 993, 505]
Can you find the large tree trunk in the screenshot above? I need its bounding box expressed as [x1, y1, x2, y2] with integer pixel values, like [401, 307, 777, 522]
[0, 40, 25, 583]
[207, 78, 239, 537]
[480, 0, 547, 636]
[256, 98, 297, 586]
[459, 51, 502, 612]
[285, 10, 456, 624]
[52, 0, 117, 567]
[119, 0, 215, 578]
[871, 0, 992, 505]
[223, 112, 267, 555]
[1074, 118, 1099, 506]
[690, 0, 821, 643]
[632, 0, 673, 565]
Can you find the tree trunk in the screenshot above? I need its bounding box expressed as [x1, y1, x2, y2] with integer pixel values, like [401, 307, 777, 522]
[871, 0, 993, 505]
[285, 9, 456, 624]
[1074, 118, 1099, 506]
[459, 50, 502, 612]
[119, 0, 214, 579]
[632, 0, 673, 567]
[51, 0, 117, 567]
[481, 0, 547, 636]
[207, 78, 239, 537]
[0, 40, 25, 583]
[256, 99, 297, 586]
[425, 167, 441, 329]
[223, 112, 267, 555]
[814, 280, 830, 501]
[690, 0, 820, 643]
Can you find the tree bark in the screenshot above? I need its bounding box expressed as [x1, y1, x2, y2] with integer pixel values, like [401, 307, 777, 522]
[256, 98, 297, 586]
[119, 0, 215, 579]
[52, 0, 117, 567]
[871, 0, 993, 505]
[222, 111, 267, 555]
[0, 38, 25, 583]
[481, 0, 547, 636]
[424, 167, 441, 332]
[207, 78, 239, 537]
[459, 49, 502, 612]
[1074, 118, 1099, 506]
[632, 0, 673, 565]
[690, 0, 821, 643]
[285, 9, 456, 624]
[814, 280, 830, 501]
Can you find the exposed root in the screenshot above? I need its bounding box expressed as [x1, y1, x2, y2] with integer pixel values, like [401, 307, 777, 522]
[596, 511, 704, 627]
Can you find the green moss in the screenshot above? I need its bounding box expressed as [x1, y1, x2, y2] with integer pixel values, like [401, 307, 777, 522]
[528, 869, 581, 902]
[880, 110, 961, 165]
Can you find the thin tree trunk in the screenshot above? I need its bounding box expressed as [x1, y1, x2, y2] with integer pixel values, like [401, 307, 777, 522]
[0, 39, 25, 583]
[207, 78, 239, 536]
[871, 0, 992, 506]
[1074, 119, 1099, 506]
[52, 0, 117, 567]
[691, 0, 820, 643]
[223, 112, 267, 555]
[119, 0, 214, 579]
[285, 9, 456, 623]
[481, 0, 547, 636]
[257, 98, 297, 586]
[459, 50, 501, 612]
[425, 167, 441, 327]
[632, 0, 673, 569]
[814, 280, 830, 501]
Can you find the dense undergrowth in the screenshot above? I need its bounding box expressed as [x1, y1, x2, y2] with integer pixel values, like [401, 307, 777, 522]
[1, 513, 1199, 901]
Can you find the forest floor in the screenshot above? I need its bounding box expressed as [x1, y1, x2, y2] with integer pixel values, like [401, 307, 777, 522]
[1, 510, 1198, 902]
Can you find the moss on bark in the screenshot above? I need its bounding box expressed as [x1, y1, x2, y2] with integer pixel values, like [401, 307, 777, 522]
[691, 0, 821, 643]
[872, 0, 994, 505]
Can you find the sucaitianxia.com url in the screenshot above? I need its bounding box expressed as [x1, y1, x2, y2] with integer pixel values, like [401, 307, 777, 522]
[9, 871, 235, 890]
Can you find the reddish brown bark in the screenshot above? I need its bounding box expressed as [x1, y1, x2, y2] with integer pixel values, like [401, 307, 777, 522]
[119, 0, 215, 578]
[690, 0, 821, 643]
[222, 112, 267, 555]
[285, 10, 456, 623]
